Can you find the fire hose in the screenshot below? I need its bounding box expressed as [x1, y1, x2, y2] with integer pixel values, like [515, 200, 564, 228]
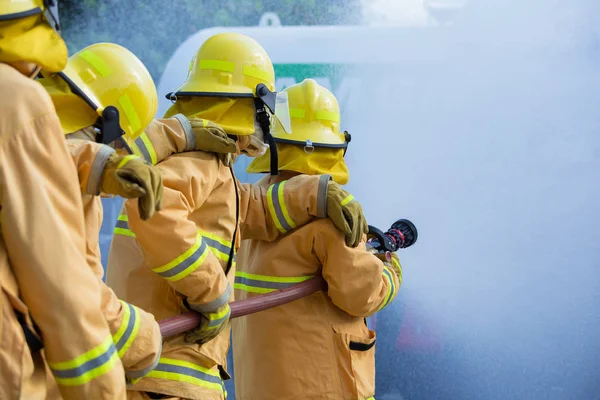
[159, 219, 418, 338]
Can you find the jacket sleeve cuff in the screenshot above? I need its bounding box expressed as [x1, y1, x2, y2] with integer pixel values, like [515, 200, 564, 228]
[317, 174, 332, 218]
[124, 341, 162, 381]
[172, 113, 194, 151]
[86, 145, 115, 195]
[188, 283, 232, 313]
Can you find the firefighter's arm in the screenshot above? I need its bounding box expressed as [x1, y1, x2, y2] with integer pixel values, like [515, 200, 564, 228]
[100, 284, 161, 381]
[131, 115, 236, 165]
[0, 113, 126, 398]
[315, 221, 402, 317]
[239, 174, 331, 241]
[130, 115, 191, 165]
[66, 138, 115, 195]
[125, 154, 231, 312]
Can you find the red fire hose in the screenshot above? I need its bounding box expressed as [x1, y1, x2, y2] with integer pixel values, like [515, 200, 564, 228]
[159, 276, 327, 338]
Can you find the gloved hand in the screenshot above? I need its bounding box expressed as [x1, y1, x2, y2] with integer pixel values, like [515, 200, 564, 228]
[326, 181, 368, 248]
[375, 252, 402, 277]
[100, 153, 164, 220]
[184, 304, 231, 345]
[189, 118, 237, 167]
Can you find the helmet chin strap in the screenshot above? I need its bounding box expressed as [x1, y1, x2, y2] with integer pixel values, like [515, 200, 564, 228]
[254, 97, 278, 176]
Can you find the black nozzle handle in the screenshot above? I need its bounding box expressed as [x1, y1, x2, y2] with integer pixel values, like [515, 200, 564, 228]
[367, 218, 418, 253]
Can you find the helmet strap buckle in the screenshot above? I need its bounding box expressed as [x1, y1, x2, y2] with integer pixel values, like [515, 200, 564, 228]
[304, 140, 315, 154]
[95, 106, 125, 145]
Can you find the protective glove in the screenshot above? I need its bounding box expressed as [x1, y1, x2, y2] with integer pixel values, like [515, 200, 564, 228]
[100, 153, 164, 220]
[184, 304, 231, 345]
[189, 118, 237, 167]
[326, 181, 368, 248]
[375, 252, 403, 278]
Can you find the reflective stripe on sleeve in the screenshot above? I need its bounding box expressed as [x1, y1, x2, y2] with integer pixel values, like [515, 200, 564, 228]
[112, 301, 141, 358]
[234, 271, 314, 294]
[198, 230, 232, 262]
[266, 181, 296, 233]
[142, 357, 225, 392]
[114, 214, 136, 237]
[133, 132, 158, 165]
[151, 233, 210, 282]
[206, 304, 231, 330]
[379, 266, 397, 310]
[48, 335, 120, 386]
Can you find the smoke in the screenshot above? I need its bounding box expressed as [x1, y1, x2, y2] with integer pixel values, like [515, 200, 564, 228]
[351, 1, 600, 399]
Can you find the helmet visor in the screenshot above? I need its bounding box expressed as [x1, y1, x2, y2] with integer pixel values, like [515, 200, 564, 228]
[273, 91, 292, 135]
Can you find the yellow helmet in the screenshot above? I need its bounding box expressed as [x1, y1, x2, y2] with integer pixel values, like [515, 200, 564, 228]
[0, 0, 65, 72]
[167, 32, 275, 99]
[0, 0, 59, 31]
[41, 42, 157, 144]
[247, 79, 351, 184]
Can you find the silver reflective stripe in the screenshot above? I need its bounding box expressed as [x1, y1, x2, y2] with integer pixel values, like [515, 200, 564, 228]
[207, 307, 231, 328]
[134, 136, 153, 164]
[189, 284, 232, 313]
[51, 344, 117, 379]
[154, 362, 222, 385]
[271, 182, 294, 232]
[317, 174, 331, 218]
[114, 220, 129, 230]
[173, 113, 195, 151]
[87, 146, 115, 195]
[155, 240, 208, 279]
[115, 303, 137, 352]
[234, 276, 297, 291]
[125, 342, 162, 380]
[202, 236, 231, 255]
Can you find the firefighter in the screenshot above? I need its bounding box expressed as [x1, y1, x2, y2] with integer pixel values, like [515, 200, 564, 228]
[233, 79, 403, 400]
[40, 41, 245, 382]
[0, 2, 127, 398]
[107, 33, 367, 400]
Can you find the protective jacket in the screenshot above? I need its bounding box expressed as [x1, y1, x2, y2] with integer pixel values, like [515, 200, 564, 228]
[64, 115, 196, 382]
[0, 63, 126, 399]
[67, 138, 162, 381]
[232, 175, 402, 400]
[107, 147, 330, 400]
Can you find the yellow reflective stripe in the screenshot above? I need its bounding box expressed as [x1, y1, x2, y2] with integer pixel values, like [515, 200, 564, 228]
[235, 271, 313, 284]
[380, 266, 396, 310]
[202, 119, 209, 127]
[197, 230, 232, 248]
[277, 181, 296, 230]
[118, 95, 142, 135]
[289, 108, 306, 119]
[114, 227, 136, 237]
[315, 110, 341, 122]
[266, 184, 285, 233]
[112, 300, 131, 349]
[210, 305, 230, 321]
[145, 357, 223, 392]
[197, 230, 232, 262]
[79, 50, 112, 77]
[341, 194, 355, 206]
[242, 65, 271, 82]
[151, 234, 211, 282]
[49, 335, 120, 386]
[138, 132, 158, 165]
[233, 283, 275, 294]
[199, 59, 234, 72]
[117, 214, 128, 222]
[117, 154, 139, 169]
[112, 301, 141, 358]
